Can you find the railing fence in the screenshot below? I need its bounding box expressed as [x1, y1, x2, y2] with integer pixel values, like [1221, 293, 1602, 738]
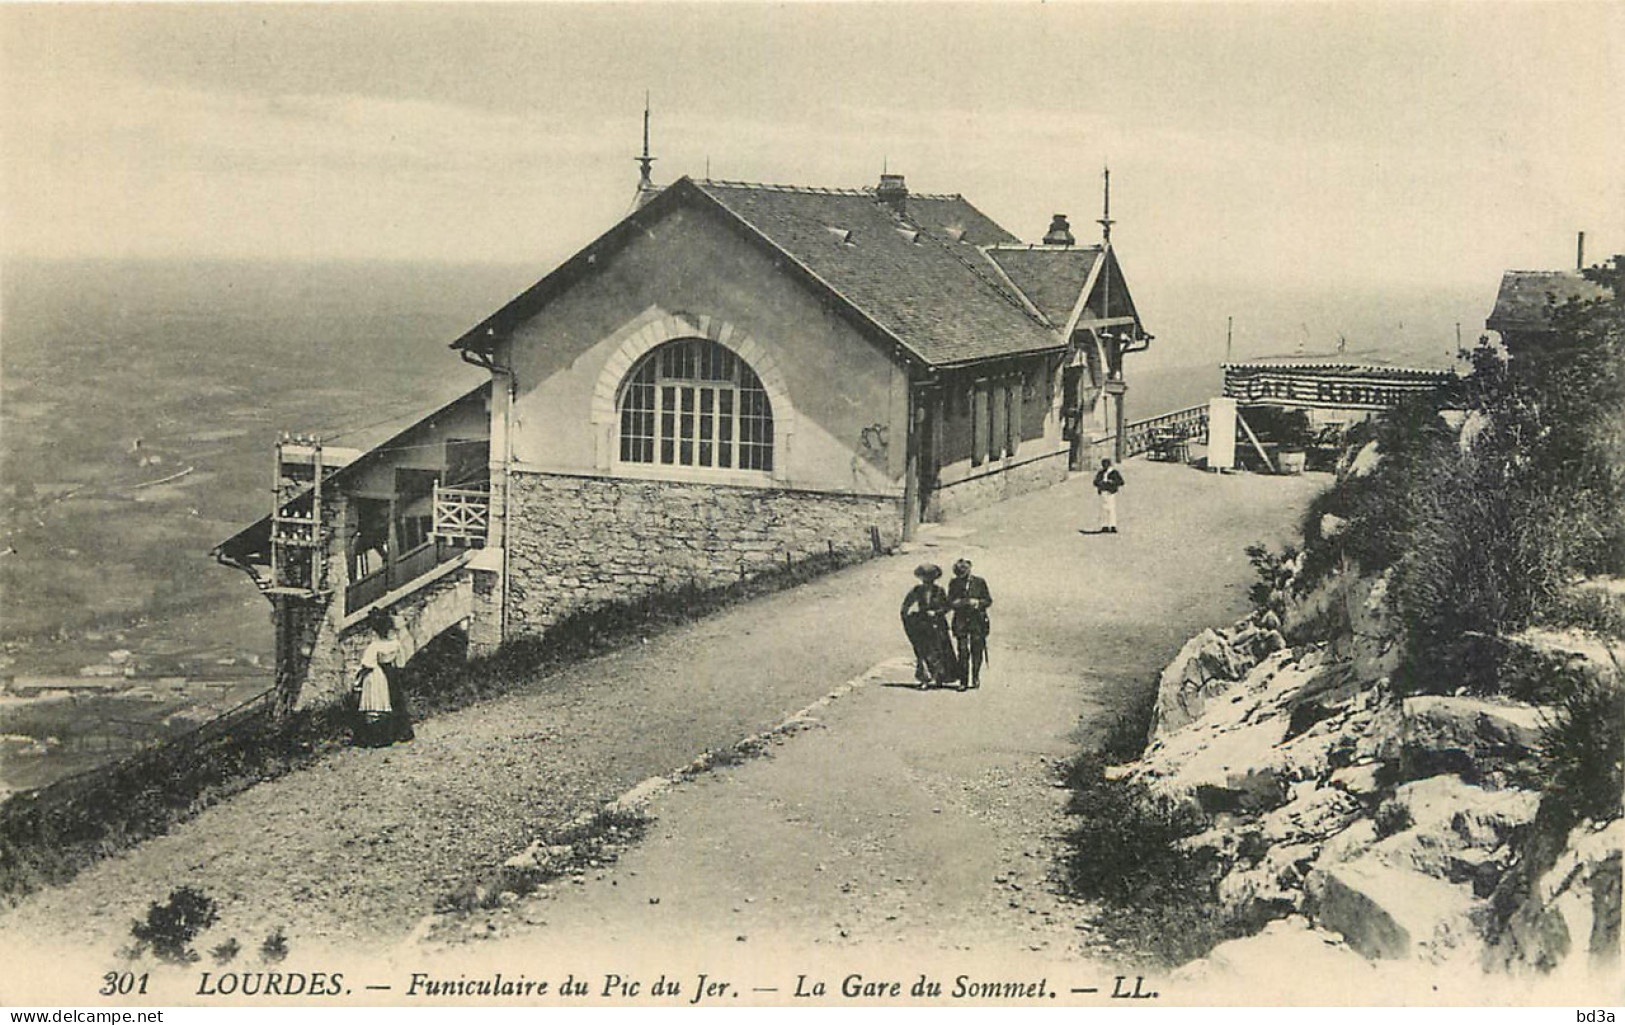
[1122, 404, 1211, 460]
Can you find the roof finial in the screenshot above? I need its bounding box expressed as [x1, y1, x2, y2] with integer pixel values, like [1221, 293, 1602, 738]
[1097, 163, 1115, 244]
[635, 91, 656, 188]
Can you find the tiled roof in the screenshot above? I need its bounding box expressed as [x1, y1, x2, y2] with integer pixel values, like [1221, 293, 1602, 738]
[983, 246, 1103, 328]
[454, 176, 1112, 369]
[1487, 270, 1610, 331]
[691, 180, 1067, 366]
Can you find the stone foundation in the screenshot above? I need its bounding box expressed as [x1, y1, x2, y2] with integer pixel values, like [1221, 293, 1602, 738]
[930, 447, 1070, 521]
[504, 472, 903, 637]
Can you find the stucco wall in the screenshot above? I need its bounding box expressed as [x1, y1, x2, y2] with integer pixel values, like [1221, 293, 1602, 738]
[500, 205, 907, 497]
[503, 470, 902, 637]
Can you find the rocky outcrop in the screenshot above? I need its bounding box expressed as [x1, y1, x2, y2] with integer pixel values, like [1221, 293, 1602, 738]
[1127, 602, 1620, 980]
[1148, 623, 1283, 739]
[1401, 696, 1545, 782]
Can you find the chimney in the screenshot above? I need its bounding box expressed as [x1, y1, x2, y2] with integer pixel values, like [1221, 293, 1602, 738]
[1577, 230, 1586, 270]
[876, 173, 908, 216]
[1043, 214, 1075, 246]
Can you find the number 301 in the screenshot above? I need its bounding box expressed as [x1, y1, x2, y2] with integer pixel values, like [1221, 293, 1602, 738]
[99, 972, 149, 996]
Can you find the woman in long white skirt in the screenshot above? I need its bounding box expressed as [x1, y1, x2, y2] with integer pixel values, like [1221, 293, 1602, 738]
[353, 609, 404, 747]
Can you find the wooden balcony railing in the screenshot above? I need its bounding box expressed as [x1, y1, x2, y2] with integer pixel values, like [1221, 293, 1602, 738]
[432, 485, 490, 546]
[344, 539, 461, 615]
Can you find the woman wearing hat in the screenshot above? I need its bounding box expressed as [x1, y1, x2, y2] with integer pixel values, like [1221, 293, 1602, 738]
[900, 563, 958, 688]
[351, 608, 413, 747]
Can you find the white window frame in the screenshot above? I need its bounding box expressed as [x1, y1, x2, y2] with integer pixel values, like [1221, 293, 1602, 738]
[614, 338, 776, 483]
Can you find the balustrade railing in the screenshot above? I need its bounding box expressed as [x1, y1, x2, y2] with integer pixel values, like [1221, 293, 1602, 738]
[432, 485, 491, 546]
[1122, 405, 1210, 460]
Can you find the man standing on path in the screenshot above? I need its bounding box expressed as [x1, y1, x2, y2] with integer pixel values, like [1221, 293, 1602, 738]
[947, 558, 992, 689]
[1093, 457, 1124, 533]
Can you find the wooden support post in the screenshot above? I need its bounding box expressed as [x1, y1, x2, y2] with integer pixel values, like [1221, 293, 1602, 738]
[1235, 409, 1277, 474]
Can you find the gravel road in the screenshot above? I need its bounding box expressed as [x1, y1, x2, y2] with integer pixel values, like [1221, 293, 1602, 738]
[1, 461, 1320, 988]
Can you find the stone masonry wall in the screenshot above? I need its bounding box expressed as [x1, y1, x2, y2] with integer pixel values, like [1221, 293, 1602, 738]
[295, 567, 481, 711]
[505, 471, 903, 637]
[931, 448, 1069, 521]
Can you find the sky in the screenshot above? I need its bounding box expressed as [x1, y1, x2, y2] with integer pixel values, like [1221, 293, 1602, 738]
[2, 2, 1621, 362]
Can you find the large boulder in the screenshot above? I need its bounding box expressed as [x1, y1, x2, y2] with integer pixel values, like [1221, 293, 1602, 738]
[1334, 776, 1540, 898]
[1401, 696, 1545, 780]
[1148, 627, 1254, 740]
[1306, 853, 1479, 961]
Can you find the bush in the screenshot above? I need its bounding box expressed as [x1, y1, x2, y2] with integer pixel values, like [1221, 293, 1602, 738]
[129, 886, 218, 965]
[259, 927, 289, 964]
[1245, 543, 1296, 623]
[1537, 668, 1625, 829]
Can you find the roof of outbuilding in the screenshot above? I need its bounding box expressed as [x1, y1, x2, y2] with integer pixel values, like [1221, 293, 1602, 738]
[1222, 352, 1455, 378]
[212, 381, 491, 565]
[452, 176, 1126, 370]
[1487, 270, 1610, 331]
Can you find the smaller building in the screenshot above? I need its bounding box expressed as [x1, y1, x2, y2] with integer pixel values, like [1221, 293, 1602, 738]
[1486, 268, 1609, 351]
[1222, 351, 1455, 429]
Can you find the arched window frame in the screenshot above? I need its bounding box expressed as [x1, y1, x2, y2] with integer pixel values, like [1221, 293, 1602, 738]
[589, 312, 794, 484]
[615, 337, 776, 476]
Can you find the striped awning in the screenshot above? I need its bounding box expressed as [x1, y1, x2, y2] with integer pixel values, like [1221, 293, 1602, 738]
[1222, 363, 1453, 411]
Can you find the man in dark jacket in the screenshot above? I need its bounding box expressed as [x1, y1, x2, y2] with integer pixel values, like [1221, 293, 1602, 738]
[947, 558, 992, 689]
[1093, 457, 1124, 533]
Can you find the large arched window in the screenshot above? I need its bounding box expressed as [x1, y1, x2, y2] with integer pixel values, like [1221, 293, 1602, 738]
[618, 338, 774, 472]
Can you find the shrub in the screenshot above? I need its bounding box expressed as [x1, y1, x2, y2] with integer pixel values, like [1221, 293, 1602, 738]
[1373, 798, 1415, 839]
[129, 886, 219, 965]
[209, 937, 241, 965]
[259, 927, 289, 964]
[1537, 667, 1625, 829]
[1245, 543, 1295, 621]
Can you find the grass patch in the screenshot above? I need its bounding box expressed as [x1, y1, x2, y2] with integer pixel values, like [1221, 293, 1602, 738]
[1059, 754, 1237, 967]
[1538, 666, 1625, 831]
[1059, 688, 1242, 967]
